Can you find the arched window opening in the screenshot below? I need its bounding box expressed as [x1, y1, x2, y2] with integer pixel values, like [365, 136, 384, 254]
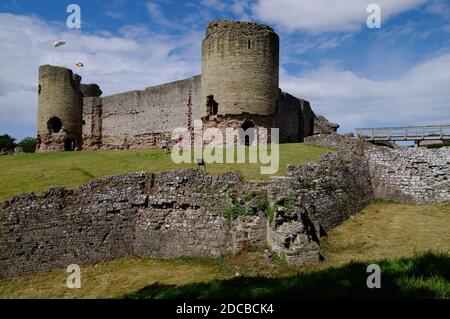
[47, 117, 62, 134]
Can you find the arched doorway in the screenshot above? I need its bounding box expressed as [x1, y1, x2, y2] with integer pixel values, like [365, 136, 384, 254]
[64, 138, 75, 151]
[240, 120, 255, 147]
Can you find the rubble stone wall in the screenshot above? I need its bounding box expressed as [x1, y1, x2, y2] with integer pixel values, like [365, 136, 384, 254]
[266, 142, 374, 265]
[366, 147, 450, 204]
[305, 134, 450, 204]
[3, 136, 448, 276]
[0, 170, 267, 279]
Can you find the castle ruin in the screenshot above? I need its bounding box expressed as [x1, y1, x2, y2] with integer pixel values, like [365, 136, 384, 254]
[36, 20, 338, 152]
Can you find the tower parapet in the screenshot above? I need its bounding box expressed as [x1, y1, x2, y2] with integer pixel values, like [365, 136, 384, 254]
[37, 65, 83, 152]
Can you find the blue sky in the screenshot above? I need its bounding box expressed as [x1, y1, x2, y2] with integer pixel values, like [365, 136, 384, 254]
[1, 0, 449, 139]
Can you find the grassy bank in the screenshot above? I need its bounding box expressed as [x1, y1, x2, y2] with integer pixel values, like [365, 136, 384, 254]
[0, 143, 330, 202]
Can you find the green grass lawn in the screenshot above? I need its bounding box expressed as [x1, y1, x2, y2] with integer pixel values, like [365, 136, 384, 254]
[1, 202, 448, 299]
[0, 144, 331, 203]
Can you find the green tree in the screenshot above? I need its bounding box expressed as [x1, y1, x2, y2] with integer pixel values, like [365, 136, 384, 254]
[0, 134, 16, 151]
[17, 137, 37, 153]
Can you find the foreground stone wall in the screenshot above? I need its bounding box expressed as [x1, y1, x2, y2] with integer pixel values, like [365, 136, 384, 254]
[0, 170, 268, 279]
[133, 170, 238, 258]
[306, 134, 450, 204]
[0, 148, 373, 277]
[4, 136, 447, 277]
[0, 177, 142, 278]
[266, 142, 374, 265]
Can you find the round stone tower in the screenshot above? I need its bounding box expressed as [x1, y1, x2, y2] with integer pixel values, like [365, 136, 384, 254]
[37, 65, 83, 152]
[201, 19, 279, 118]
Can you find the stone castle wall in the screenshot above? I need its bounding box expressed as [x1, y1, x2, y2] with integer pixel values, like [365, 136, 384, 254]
[80, 76, 330, 149]
[38, 19, 341, 151]
[82, 97, 103, 149]
[276, 91, 315, 143]
[366, 147, 450, 204]
[82, 76, 202, 150]
[0, 182, 138, 278]
[305, 134, 450, 204]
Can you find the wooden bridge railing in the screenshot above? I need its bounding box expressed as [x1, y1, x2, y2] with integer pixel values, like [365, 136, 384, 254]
[356, 125, 450, 142]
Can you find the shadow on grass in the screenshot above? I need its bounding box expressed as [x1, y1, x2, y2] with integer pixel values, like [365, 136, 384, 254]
[122, 252, 450, 299]
[70, 167, 95, 179]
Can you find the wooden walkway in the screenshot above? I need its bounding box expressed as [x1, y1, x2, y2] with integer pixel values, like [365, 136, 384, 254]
[356, 125, 450, 142]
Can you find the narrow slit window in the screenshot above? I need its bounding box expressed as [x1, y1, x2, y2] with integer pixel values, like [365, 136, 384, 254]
[206, 95, 219, 116]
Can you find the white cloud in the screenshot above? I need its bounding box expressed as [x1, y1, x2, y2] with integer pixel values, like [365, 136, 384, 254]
[118, 24, 152, 38]
[290, 34, 353, 54]
[231, 0, 252, 20]
[0, 13, 201, 139]
[105, 10, 123, 19]
[146, 1, 175, 29]
[146, 1, 192, 31]
[280, 54, 450, 133]
[251, 0, 429, 33]
[200, 0, 227, 12]
[426, 0, 450, 17]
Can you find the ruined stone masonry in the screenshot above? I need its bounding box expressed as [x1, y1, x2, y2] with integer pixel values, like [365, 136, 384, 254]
[0, 145, 372, 278]
[366, 147, 450, 204]
[0, 170, 263, 278]
[305, 134, 450, 204]
[1, 137, 449, 278]
[36, 19, 338, 152]
[8, 18, 449, 279]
